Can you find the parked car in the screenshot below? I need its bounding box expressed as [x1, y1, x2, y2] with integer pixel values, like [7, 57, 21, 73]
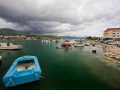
[104, 40, 113, 44]
[108, 41, 119, 45]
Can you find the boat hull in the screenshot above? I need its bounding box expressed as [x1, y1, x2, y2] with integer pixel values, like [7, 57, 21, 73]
[0, 43, 22, 50]
[74, 44, 85, 47]
[61, 43, 71, 47]
[0, 47, 22, 50]
[2, 56, 42, 87]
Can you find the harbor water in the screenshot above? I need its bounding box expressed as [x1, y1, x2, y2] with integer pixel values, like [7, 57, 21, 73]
[0, 40, 120, 90]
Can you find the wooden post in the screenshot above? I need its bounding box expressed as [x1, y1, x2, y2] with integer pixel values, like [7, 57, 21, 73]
[92, 50, 96, 53]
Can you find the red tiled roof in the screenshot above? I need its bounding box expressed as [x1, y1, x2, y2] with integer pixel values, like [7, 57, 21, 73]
[104, 28, 120, 32]
[107, 28, 120, 30]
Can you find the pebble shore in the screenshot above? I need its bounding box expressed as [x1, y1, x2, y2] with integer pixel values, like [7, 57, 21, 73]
[83, 40, 120, 64]
[102, 44, 120, 62]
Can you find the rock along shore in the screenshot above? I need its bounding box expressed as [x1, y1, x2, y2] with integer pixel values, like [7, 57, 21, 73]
[83, 40, 120, 63]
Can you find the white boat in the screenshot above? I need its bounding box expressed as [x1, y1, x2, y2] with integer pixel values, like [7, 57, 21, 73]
[74, 43, 85, 47]
[85, 43, 90, 46]
[0, 43, 22, 50]
[69, 40, 77, 44]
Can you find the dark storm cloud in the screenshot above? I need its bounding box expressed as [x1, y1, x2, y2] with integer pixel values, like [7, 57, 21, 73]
[0, 0, 120, 36]
[0, 5, 29, 25]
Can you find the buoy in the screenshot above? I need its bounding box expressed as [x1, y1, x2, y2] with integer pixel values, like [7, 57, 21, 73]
[92, 50, 96, 53]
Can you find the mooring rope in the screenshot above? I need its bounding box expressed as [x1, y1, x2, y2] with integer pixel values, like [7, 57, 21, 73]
[6, 78, 15, 87]
[6, 79, 11, 86]
[40, 76, 44, 78]
[10, 78, 15, 86]
[35, 73, 44, 79]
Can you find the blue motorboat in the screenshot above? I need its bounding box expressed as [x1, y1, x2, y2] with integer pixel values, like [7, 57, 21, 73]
[2, 55, 42, 87]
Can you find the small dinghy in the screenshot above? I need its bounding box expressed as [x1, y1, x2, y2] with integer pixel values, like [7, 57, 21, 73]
[2, 55, 42, 87]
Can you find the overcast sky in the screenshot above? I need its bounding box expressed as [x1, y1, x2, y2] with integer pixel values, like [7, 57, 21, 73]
[0, 0, 120, 37]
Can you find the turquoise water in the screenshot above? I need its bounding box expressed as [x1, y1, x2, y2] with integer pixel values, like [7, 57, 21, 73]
[0, 40, 120, 90]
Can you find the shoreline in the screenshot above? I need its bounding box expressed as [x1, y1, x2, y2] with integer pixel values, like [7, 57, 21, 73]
[102, 44, 120, 63]
[83, 40, 120, 64]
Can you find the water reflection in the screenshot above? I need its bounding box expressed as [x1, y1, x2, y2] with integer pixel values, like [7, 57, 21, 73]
[63, 47, 72, 52]
[73, 46, 84, 50]
[0, 50, 21, 68]
[0, 50, 21, 56]
[0, 61, 2, 67]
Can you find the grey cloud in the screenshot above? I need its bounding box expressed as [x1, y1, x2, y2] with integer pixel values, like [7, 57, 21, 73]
[0, 0, 120, 36]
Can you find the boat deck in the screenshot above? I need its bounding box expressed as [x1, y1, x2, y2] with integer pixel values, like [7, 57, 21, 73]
[16, 60, 35, 71]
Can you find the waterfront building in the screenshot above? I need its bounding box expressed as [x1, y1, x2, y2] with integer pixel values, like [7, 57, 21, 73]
[103, 28, 120, 39]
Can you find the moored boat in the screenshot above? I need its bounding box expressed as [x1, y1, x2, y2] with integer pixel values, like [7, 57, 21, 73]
[2, 55, 42, 87]
[0, 43, 22, 50]
[74, 43, 85, 47]
[84, 43, 90, 46]
[61, 42, 71, 47]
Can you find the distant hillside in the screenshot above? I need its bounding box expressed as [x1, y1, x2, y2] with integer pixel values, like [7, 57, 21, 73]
[0, 28, 27, 36]
[0, 28, 62, 39]
[62, 36, 87, 39]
